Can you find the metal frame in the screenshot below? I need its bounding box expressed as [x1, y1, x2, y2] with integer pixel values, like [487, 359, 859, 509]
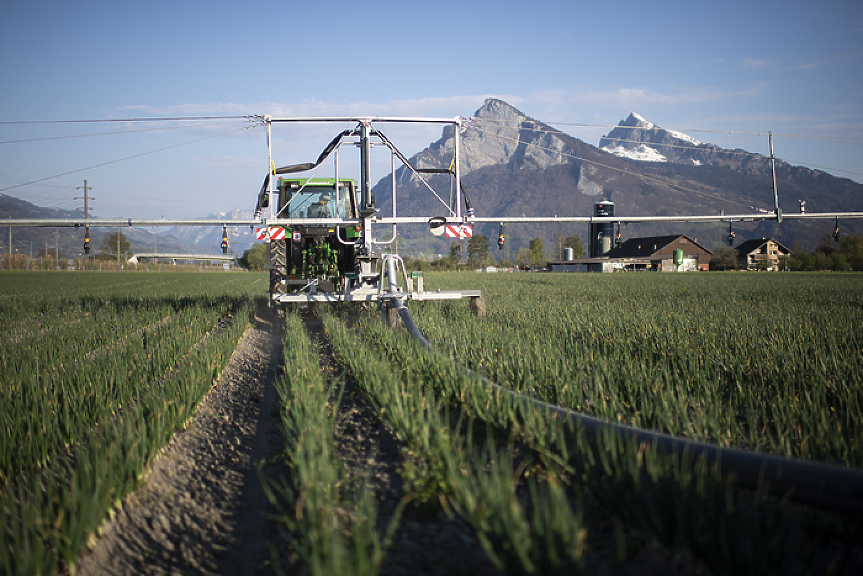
[256, 115, 477, 308]
[3, 210, 861, 230]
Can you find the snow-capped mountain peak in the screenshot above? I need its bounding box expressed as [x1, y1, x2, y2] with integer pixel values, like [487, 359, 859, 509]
[599, 114, 704, 164]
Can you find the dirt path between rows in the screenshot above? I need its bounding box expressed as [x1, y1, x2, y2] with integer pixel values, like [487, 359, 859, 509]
[75, 307, 286, 576]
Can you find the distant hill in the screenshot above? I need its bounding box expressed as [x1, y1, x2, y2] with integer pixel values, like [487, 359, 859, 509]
[160, 209, 258, 255]
[373, 99, 862, 257]
[0, 194, 197, 259]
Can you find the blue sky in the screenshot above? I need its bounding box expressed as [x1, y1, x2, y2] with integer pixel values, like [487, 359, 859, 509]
[1, 0, 861, 218]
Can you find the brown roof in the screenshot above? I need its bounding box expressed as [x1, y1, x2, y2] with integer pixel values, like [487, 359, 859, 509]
[604, 234, 713, 259]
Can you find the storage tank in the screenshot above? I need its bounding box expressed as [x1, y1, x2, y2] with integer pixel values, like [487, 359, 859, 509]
[589, 201, 615, 258]
[673, 248, 684, 267]
[563, 247, 574, 261]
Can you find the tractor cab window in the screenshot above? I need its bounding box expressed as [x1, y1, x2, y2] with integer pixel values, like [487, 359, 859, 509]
[281, 183, 353, 219]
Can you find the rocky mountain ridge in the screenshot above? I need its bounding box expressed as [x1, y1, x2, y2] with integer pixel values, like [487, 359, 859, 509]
[372, 99, 861, 255]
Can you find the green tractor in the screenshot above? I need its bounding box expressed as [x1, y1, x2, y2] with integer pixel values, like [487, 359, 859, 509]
[262, 177, 362, 299]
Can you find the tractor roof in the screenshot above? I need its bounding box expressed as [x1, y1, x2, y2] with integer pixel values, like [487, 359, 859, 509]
[277, 177, 357, 189]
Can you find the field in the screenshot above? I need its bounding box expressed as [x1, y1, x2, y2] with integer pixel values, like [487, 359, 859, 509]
[1, 270, 862, 575]
[0, 272, 263, 574]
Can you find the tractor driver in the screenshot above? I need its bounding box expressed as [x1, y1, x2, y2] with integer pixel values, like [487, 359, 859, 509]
[307, 194, 333, 218]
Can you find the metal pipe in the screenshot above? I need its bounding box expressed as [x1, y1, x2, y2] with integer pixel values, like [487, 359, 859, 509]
[333, 148, 340, 211]
[386, 255, 399, 294]
[395, 310, 863, 514]
[360, 122, 373, 212]
[266, 117, 274, 220]
[3, 211, 863, 229]
[267, 116, 461, 125]
[373, 153, 399, 245]
[454, 117, 462, 219]
[770, 132, 781, 223]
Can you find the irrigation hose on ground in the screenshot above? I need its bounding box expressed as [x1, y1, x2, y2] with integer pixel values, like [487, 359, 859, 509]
[394, 305, 863, 515]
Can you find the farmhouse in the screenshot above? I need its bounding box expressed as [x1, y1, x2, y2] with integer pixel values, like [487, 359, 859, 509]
[548, 234, 712, 272]
[735, 238, 792, 271]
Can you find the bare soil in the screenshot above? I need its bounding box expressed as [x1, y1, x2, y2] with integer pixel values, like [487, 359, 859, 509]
[75, 307, 286, 575]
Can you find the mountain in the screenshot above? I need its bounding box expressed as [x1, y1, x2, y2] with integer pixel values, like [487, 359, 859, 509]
[0, 193, 82, 220]
[599, 112, 707, 164]
[0, 194, 257, 260]
[372, 100, 862, 256]
[161, 209, 258, 255]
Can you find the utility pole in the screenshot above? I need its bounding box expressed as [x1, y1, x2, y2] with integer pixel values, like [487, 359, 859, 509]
[769, 133, 781, 223]
[75, 180, 94, 259]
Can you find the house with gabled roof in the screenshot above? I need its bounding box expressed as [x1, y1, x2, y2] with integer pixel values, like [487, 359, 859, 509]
[547, 234, 713, 272]
[735, 238, 792, 271]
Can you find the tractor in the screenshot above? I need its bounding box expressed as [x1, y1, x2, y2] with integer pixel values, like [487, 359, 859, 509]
[260, 177, 361, 299]
[253, 116, 484, 321]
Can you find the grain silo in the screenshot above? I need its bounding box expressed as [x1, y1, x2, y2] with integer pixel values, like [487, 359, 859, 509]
[589, 201, 615, 258]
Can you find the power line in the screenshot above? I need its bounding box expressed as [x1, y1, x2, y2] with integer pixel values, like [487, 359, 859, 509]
[0, 120, 251, 145]
[0, 115, 254, 125]
[473, 116, 863, 145]
[471, 117, 863, 181]
[0, 125, 257, 193]
[468, 125, 767, 211]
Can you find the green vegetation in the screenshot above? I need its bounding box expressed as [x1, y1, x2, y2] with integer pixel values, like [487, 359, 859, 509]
[466, 233, 491, 268]
[413, 272, 863, 467]
[240, 242, 268, 270]
[98, 231, 131, 260]
[321, 308, 587, 574]
[263, 311, 396, 576]
[788, 233, 863, 271]
[3, 270, 861, 574]
[0, 272, 264, 574]
[319, 273, 835, 574]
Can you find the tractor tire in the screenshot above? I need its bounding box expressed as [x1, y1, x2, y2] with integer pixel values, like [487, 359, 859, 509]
[269, 240, 288, 302]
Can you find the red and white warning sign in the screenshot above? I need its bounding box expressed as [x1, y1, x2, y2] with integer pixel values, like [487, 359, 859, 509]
[444, 225, 473, 239]
[255, 227, 286, 241]
[269, 227, 285, 240]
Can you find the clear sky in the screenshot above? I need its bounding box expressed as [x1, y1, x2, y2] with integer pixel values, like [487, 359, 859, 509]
[1, 0, 861, 219]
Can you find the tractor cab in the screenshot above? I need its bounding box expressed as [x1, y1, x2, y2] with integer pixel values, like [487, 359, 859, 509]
[276, 177, 357, 220]
[267, 177, 361, 296]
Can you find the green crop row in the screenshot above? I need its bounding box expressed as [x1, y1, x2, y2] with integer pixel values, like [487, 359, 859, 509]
[0, 272, 263, 575]
[263, 311, 397, 576]
[411, 272, 863, 467]
[321, 308, 587, 574]
[1, 298, 236, 479]
[331, 303, 817, 575]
